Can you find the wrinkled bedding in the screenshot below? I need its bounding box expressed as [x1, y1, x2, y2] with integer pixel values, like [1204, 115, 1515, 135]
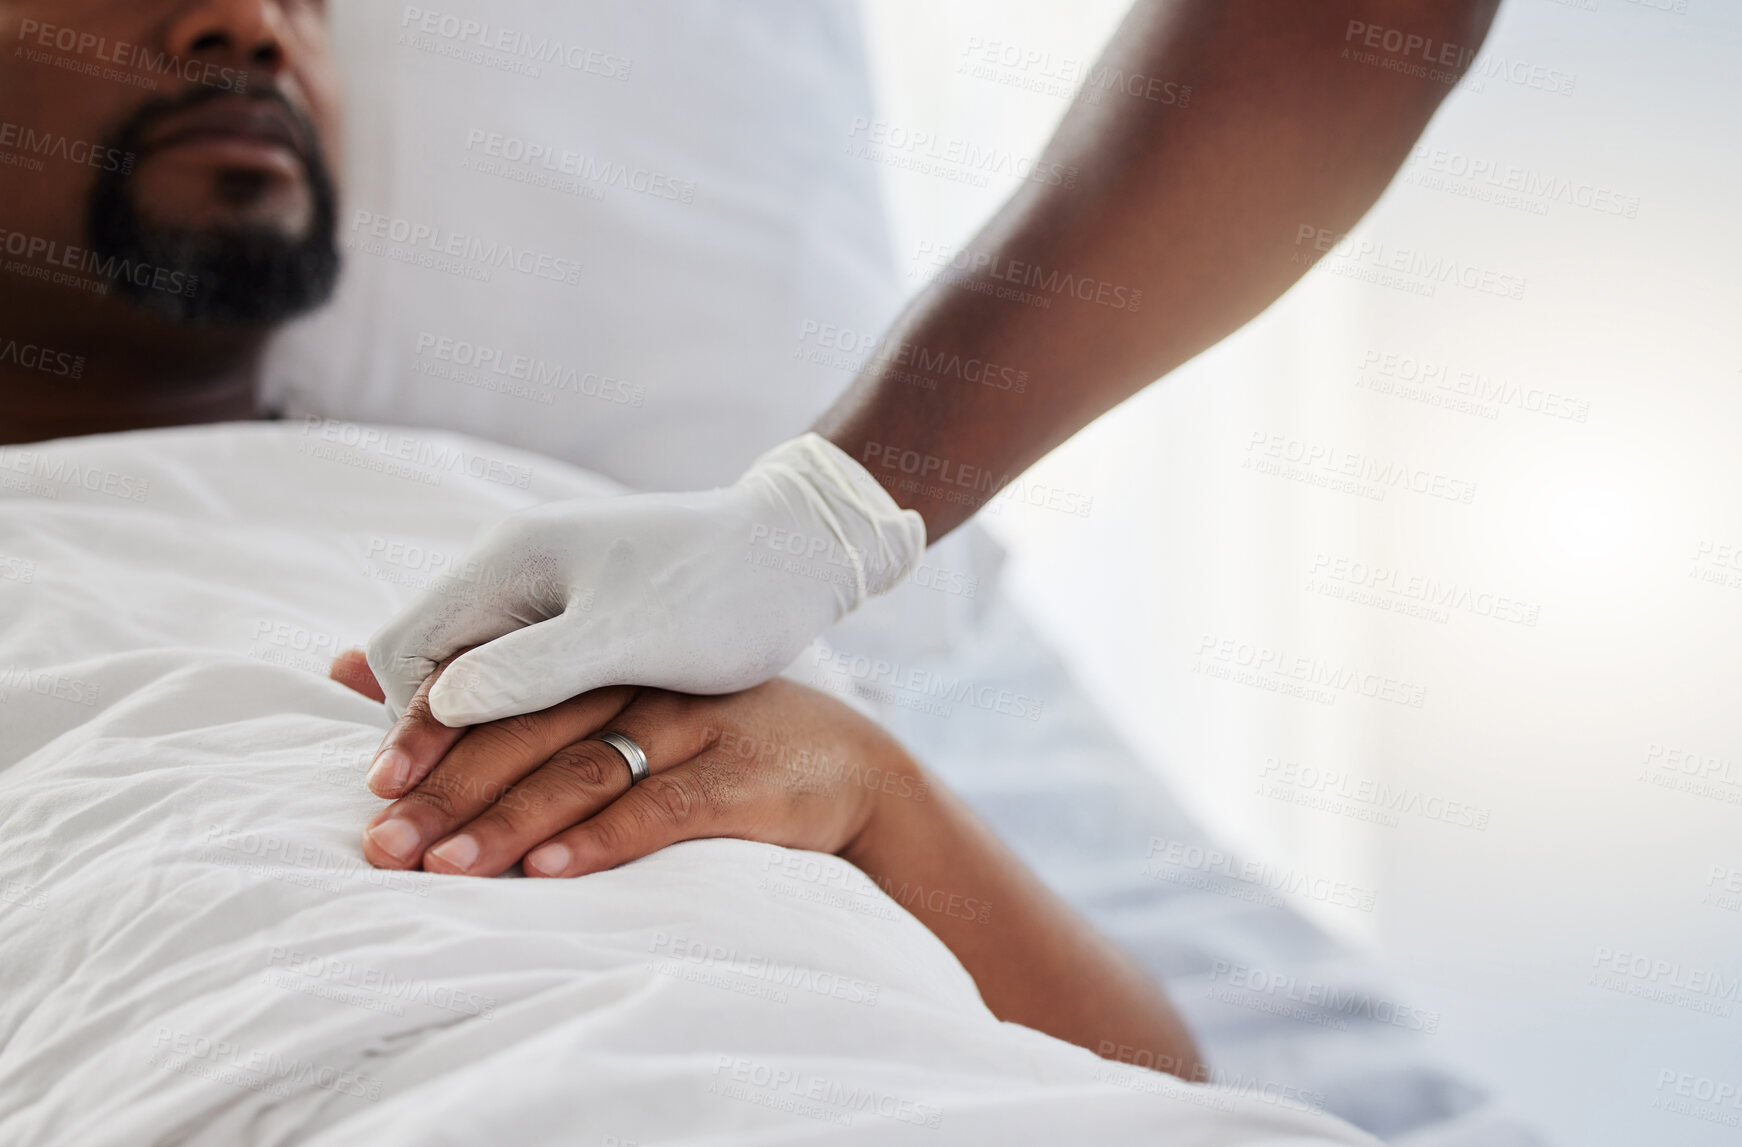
[0, 422, 1375, 1146]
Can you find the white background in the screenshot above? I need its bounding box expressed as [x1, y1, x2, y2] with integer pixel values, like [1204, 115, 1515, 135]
[858, 2, 1742, 1144]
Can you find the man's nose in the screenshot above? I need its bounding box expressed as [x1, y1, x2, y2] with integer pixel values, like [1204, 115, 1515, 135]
[164, 0, 291, 76]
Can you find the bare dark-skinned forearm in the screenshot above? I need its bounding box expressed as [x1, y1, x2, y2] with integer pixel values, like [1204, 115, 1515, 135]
[842, 754, 1202, 1080]
[815, 0, 1500, 539]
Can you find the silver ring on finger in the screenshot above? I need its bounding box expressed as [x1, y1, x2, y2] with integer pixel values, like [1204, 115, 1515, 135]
[594, 731, 650, 787]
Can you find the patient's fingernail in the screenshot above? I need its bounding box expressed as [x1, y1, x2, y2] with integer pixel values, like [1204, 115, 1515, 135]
[366, 747, 411, 794]
[367, 817, 421, 862]
[525, 843, 570, 877]
[427, 834, 479, 873]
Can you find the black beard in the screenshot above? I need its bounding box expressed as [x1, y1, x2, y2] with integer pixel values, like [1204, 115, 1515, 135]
[85, 86, 341, 326]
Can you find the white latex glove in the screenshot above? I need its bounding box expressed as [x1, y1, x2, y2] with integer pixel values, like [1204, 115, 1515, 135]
[366, 433, 926, 726]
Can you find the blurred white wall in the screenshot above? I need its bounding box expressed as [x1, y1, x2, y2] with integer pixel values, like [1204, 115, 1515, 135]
[858, 2, 1742, 1145]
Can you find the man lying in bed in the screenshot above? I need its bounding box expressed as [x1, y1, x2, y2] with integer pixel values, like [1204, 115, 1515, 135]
[0, 2, 1374, 1141]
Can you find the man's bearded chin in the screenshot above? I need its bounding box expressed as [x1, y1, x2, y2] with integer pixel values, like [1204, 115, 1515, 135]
[84, 94, 342, 327]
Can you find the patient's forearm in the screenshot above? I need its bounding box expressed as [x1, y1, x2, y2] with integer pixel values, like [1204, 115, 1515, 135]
[843, 761, 1201, 1079]
[816, 0, 1499, 539]
[345, 654, 1196, 1070]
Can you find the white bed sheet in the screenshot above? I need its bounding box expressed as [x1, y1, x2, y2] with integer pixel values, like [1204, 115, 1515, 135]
[819, 595, 1547, 1147]
[0, 423, 1373, 1147]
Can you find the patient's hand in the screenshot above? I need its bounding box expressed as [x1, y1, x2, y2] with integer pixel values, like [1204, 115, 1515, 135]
[331, 651, 923, 878]
[329, 651, 1203, 1081]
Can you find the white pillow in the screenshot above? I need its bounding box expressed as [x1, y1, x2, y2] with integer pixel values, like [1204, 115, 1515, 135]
[264, 0, 902, 491]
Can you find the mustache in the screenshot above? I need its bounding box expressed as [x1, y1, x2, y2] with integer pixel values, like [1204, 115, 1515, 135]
[104, 82, 322, 171]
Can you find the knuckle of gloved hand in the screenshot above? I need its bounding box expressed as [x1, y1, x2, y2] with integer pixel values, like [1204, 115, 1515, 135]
[471, 515, 544, 571]
[510, 501, 582, 544]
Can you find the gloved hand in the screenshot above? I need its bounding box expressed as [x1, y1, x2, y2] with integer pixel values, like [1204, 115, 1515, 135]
[365, 433, 926, 726]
